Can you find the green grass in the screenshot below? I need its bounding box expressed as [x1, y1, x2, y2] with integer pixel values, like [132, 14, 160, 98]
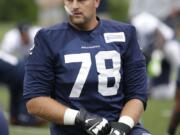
[10, 126, 49, 135]
[0, 86, 9, 111]
[142, 99, 174, 135]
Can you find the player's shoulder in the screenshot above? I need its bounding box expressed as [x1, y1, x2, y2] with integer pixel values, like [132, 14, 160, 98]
[101, 19, 135, 32]
[33, 22, 71, 52]
[39, 22, 69, 35]
[36, 22, 69, 39]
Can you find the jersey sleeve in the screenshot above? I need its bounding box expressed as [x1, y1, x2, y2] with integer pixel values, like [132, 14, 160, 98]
[23, 29, 55, 102]
[122, 25, 148, 109]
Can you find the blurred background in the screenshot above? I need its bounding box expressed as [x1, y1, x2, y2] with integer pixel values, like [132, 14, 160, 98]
[0, 0, 180, 135]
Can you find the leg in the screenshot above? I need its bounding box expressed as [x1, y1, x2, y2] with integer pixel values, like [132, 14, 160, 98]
[0, 108, 9, 135]
[167, 88, 180, 135]
[167, 67, 180, 135]
[0, 59, 20, 120]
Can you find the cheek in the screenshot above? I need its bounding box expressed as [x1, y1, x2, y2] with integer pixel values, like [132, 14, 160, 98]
[84, 8, 95, 17]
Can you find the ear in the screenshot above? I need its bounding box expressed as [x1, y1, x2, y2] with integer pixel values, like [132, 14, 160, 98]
[95, 0, 100, 8]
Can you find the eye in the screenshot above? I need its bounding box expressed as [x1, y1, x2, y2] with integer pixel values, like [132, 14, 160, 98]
[78, 0, 87, 2]
[66, 0, 73, 2]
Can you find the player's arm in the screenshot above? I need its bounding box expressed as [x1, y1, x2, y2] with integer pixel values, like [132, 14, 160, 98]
[109, 99, 144, 135]
[109, 25, 148, 135]
[26, 96, 67, 124]
[26, 96, 110, 135]
[120, 98, 144, 125]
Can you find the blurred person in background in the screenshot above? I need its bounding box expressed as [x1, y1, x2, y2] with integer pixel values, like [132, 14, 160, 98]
[0, 51, 20, 125]
[167, 67, 180, 135]
[126, 0, 180, 133]
[128, 0, 180, 39]
[1, 21, 40, 60]
[0, 21, 46, 126]
[0, 107, 9, 135]
[128, 0, 172, 21]
[131, 13, 180, 99]
[165, 0, 180, 40]
[35, 0, 64, 26]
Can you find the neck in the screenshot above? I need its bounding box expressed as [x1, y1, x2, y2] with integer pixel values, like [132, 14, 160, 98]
[70, 16, 98, 31]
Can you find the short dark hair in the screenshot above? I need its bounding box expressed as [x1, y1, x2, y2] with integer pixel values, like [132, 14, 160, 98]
[16, 21, 31, 34]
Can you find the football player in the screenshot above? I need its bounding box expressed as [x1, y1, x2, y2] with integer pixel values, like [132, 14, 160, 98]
[24, 0, 151, 134]
[0, 50, 46, 126]
[131, 13, 180, 99]
[0, 22, 47, 126]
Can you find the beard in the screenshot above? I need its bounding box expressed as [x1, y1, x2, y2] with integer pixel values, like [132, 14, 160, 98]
[69, 14, 93, 27]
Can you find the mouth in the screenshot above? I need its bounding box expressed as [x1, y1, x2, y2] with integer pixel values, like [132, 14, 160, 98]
[72, 12, 83, 17]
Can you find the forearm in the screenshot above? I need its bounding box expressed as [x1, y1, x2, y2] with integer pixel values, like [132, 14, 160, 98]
[26, 96, 68, 124]
[108, 99, 145, 135]
[26, 96, 110, 135]
[120, 99, 144, 124]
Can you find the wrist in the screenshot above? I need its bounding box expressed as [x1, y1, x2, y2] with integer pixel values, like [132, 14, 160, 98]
[118, 116, 134, 128]
[63, 108, 79, 125]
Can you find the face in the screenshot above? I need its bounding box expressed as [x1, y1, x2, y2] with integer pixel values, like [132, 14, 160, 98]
[64, 0, 100, 30]
[21, 32, 31, 45]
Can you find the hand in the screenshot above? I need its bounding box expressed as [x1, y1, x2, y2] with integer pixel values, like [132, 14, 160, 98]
[75, 109, 110, 135]
[108, 122, 131, 135]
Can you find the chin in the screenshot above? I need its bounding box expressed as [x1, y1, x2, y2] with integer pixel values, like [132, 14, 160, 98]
[72, 19, 85, 25]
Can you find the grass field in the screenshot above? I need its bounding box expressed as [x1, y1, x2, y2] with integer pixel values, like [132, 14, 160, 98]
[0, 23, 179, 135]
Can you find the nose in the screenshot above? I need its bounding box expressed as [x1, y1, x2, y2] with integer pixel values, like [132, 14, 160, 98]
[72, 0, 79, 9]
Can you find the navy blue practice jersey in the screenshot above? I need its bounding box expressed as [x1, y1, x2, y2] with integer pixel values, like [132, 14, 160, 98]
[24, 18, 147, 135]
